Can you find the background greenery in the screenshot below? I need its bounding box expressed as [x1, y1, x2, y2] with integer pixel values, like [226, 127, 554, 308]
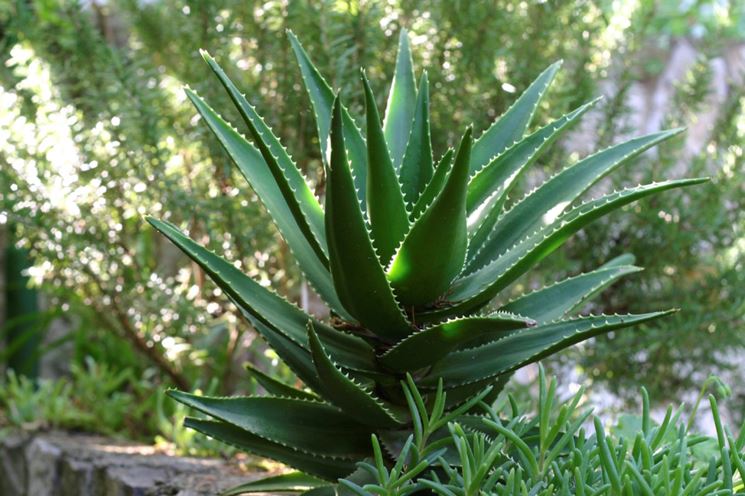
[0, 0, 743, 448]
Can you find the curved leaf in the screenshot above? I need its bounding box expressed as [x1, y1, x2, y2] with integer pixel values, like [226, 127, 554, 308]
[467, 128, 684, 272]
[499, 264, 642, 324]
[244, 362, 318, 401]
[422, 311, 675, 388]
[400, 72, 433, 205]
[308, 322, 405, 428]
[183, 89, 349, 318]
[466, 98, 599, 242]
[379, 313, 535, 372]
[221, 472, 330, 495]
[170, 391, 371, 459]
[287, 31, 367, 210]
[185, 418, 356, 481]
[384, 29, 417, 170]
[424, 178, 707, 320]
[147, 218, 376, 374]
[470, 61, 562, 175]
[387, 128, 472, 307]
[200, 51, 327, 259]
[362, 71, 409, 264]
[411, 147, 453, 220]
[325, 97, 411, 338]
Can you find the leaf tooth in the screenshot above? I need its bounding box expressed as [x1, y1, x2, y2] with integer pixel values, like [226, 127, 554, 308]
[499, 266, 641, 310]
[288, 32, 334, 162]
[186, 87, 256, 144]
[157, 217, 330, 348]
[466, 179, 546, 268]
[464, 220, 546, 277]
[428, 312, 669, 389]
[185, 417, 359, 462]
[330, 125, 411, 324]
[467, 97, 601, 183]
[186, 87, 331, 271]
[494, 129, 679, 221]
[316, 333, 404, 422]
[381, 310, 534, 359]
[464, 180, 687, 278]
[250, 332, 322, 396]
[336, 368, 400, 418]
[235, 99, 328, 254]
[173, 391, 327, 404]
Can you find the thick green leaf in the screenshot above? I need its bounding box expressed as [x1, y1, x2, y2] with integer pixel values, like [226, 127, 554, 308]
[147, 219, 376, 374]
[185, 418, 356, 481]
[325, 97, 411, 338]
[424, 178, 707, 320]
[183, 89, 349, 318]
[170, 391, 371, 459]
[470, 61, 562, 175]
[362, 71, 409, 264]
[499, 264, 642, 324]
[287, 31, 367, 210]
[384, 29, 417, 170]
[466, 99, 599, 240]
[399, 72, 434, 205]
[221, 472, 331, 495]
[411, 147, 453, 220]
[422, 312, 674, 388]
[200, 51, 327, 259]
[387, 129, 472, 307]
[379, 313, 535, 372]
[308, 322, 405, 428]
[467, 128, 684, 272]
[245, 362, 318, 401]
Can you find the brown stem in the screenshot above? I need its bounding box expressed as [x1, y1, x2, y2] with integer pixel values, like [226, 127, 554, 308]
[81, 264, 190, 390]
[108, 303, 189, 390]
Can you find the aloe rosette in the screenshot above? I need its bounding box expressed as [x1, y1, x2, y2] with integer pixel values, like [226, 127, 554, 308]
[148, 30, 705, 494]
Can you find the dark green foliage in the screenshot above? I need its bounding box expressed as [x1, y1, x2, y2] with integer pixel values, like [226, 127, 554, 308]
[337, 369, 745, 496]
[2, 0, 743, 469]
[148, 28, 704, 494]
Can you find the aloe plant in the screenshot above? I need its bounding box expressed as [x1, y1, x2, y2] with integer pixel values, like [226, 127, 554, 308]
[148, 30, 705, 494]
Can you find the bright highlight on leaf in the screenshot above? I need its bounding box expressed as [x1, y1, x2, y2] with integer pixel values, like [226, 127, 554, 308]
[147, 29, 707, 494]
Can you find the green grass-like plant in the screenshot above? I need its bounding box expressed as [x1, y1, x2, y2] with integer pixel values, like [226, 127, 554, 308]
[220, 368, 745, 495]
[148, 30, 706, 493]
[342, 369, 745, 496]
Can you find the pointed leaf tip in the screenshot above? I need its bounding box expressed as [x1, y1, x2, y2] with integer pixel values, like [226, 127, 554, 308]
[326, 93, 411, 337]
[384, 28, 417, 170]
[471, 61, 562, 174]
[362, 71, 409, 264]
[388, 127, 472, 306]
[289, 33, 368, 208]
[400, 71, 434, 205]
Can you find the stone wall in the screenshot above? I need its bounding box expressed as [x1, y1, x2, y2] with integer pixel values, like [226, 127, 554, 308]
[0, 430, 270, 496]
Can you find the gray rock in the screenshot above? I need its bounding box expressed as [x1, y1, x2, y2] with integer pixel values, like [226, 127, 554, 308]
[0, 431, 270, 496]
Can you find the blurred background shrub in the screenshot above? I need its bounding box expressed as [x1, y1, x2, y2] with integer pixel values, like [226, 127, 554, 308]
[0, 0, 743, 446]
